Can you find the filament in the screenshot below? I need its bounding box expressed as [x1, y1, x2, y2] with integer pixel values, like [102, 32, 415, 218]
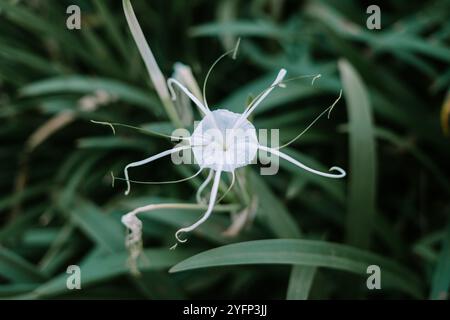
[90, 120, 190, 141]
[202, 38, 241, 109]
[277, 89, 343, 150]
[112, 166, 202, 186]
[216, 171, 236, 203]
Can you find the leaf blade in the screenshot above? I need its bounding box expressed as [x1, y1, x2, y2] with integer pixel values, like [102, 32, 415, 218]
[170, 239, 423, 298]
[339, 59, 377, 249]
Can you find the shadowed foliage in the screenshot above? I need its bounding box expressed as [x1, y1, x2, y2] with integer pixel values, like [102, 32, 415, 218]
[0, 0, 449, 299]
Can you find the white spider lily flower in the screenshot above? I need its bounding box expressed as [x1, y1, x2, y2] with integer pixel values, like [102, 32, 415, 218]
[119, 0, 346, 266]
[121, 67, 346, 248]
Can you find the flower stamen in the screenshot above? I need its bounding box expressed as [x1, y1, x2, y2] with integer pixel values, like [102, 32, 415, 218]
[174, 165, 223, 243]
[123, 145, 191, 195]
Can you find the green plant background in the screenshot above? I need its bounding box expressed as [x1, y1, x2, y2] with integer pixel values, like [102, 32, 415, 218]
[0, 0, 449, 299]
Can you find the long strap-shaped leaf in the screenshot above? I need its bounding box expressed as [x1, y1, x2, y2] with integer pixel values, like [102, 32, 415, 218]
[339, 59, 377, 249]
[14, 248, 195, 299]
[170, 239, 423, 298]
[0, 248, 47, 283]
[430, 223, 450, 299]
[122, 0, 181, 126]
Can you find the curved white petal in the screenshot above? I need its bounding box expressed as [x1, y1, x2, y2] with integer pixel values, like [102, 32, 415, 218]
[167, 78, 210, 116]
[258, 144, 346, 178]
[124, 145, 191, 195]
[175, 167, 222, 242]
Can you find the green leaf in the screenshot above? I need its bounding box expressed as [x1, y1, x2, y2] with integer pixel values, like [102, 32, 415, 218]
[378, 35, 450, 63]
[373, 127, 450, 194]
[20, 76, 162, 115]
[0, 184, 48, 212]
[66, 199, 124, 253]
[0, 1, 91, 64]
[190, 20, 286, 40]
[77, 136, 148, 151]
[306, 2, 450, 63]
[93, 1, 128, 59]
[129, 270, 187, 299]
[250, 172, 301, 238]
[286, 265, 317, 300]
[0, 205, 44, 243]
[0, 44, 64, 75]
[0, 284, 39, 297]
[122, 0, 181, 126]
[170, 239, 423, 298]
[0, 247, 47, 283]
[23, 248, 194, 299]
[430, 223, 450, 300]
[339, 59, 377, 249]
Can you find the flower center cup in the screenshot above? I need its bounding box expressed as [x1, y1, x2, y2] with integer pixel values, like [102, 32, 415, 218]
[191, 109, 258, 172]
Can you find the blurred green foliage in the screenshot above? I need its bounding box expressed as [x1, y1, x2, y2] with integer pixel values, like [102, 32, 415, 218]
[0, 0, 449, 299]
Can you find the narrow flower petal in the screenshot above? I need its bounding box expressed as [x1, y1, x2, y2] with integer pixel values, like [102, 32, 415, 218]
[196, 169, 214, 204]
[257, 144, 346, 178]
[167, 78, 210, 116]
[124, 145, 191, 195]
[175, 167, 222, 242]
[233, 68, 287, 129]
[242, 68, 286, 119]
